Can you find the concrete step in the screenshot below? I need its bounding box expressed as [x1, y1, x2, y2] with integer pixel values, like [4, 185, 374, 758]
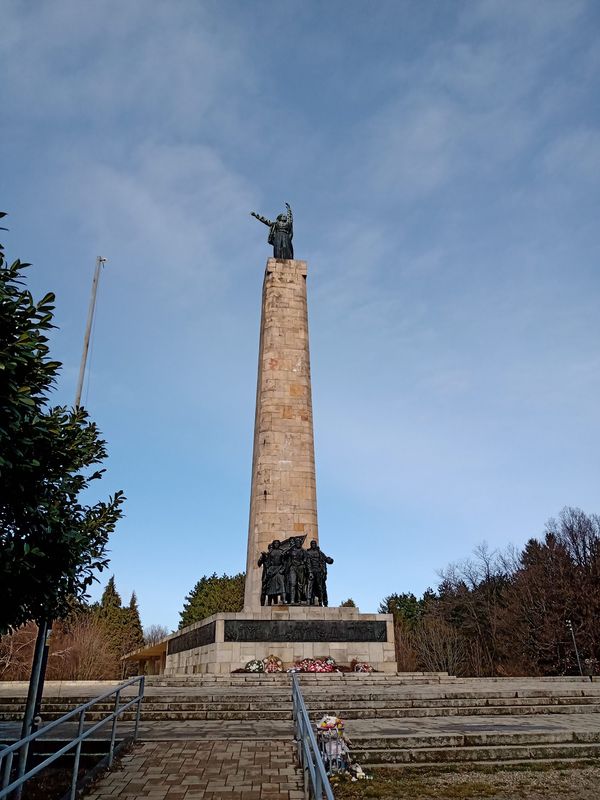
[302, 695, 600, 708]
[309, 704, 600, 720]
[5, 704, 598, 724]
[145, 672, 451, 685]
[301, 688, 600, 699]
[0, 709, 294, 722]
[352, 730, 600, 749]
[32, 688, 600, 701]
[1, 706, 596, 724]
[351, 729, 600, 766]
[3, 694, 600, 723]
[356, 741, 600, 764]
[36, 700, 293, 713]
[366, 756, 600, 770]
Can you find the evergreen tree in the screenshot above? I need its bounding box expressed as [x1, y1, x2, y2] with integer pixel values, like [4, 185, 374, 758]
[100, 576, 122, 608]
[340, 598, 356, 607]
[94, 578, 147, 665]
[94, 576, 128, 656]
[179, 573, 245, 628]
[379, 592, 424, 629]
[123, 591, 144, 654]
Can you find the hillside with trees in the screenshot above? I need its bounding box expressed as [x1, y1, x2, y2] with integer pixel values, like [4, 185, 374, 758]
[382, 507, 600, 677]
[0, 576, 146, 680]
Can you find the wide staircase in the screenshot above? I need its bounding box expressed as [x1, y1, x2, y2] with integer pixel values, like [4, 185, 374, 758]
[299, 674, 600, 768]
[3, 673, 600, 769]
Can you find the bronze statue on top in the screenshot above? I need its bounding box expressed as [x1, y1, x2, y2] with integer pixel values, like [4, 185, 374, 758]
[251, 202, 294, 259]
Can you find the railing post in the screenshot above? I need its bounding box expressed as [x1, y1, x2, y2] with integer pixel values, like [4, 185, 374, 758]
[108, 689, 121, 768]
[15, 618, 48, 800]
[133, 676, 145, 742]
[1, 750, 13, 791]
[69, 708, 86, 800]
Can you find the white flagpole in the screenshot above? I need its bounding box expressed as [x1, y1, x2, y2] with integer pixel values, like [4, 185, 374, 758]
[75, 256, 106, 407]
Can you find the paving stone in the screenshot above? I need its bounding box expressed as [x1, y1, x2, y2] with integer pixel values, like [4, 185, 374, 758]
[84, 740, 303, 799]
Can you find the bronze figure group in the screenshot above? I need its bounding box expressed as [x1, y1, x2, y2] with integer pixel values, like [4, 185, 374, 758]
[258, 536, 333, 607]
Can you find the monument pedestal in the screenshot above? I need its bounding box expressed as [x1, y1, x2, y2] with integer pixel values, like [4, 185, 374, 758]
[163, 606, 396, 675]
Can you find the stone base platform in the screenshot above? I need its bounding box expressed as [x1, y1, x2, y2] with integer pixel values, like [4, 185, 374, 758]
[158, 606, 395, 675]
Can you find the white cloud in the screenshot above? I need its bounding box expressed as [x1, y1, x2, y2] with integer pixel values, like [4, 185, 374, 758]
[1, 1, 253, 134]
[63, 142, 255, 293]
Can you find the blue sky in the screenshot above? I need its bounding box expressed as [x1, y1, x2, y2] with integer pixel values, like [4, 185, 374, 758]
[2, 1, 599, 631]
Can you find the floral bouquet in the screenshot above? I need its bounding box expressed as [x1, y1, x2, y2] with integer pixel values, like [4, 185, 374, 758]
[263, 654, 283, 673]
[295, 657, 337, 673]
[316, 715, 350, 773]
[353, 662, 373, 673]
[316, 714, 345, 733]
[245, 658, 264, 673]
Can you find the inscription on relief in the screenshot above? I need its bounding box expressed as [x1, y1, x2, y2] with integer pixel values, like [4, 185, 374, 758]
[167, 621, 216, 655]
[223, 620, 387, 643]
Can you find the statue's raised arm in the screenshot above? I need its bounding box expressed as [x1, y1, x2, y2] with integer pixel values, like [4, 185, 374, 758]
[250, 211, 273, 227]
[250, 202, 294, 260]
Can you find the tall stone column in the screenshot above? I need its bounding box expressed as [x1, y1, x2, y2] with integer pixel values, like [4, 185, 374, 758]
[244, 259, 319, 610]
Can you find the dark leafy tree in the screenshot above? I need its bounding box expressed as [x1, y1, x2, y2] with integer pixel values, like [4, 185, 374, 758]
[379, 592, 424, 628]
[508, 508, 600, 674]
[340, 598, 356, 607]
[0, 220, 124, 633]
[179, 573, 245, 628]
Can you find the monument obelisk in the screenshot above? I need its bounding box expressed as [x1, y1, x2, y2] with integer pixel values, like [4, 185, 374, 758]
[244, 202, 318, 609]
[141, 202, 397, 675]
[244, 256, 318, 609]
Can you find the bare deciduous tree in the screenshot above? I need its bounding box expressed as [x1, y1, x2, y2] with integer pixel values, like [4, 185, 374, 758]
[412, 617, 466, 676]
[144, 624, 170, 645]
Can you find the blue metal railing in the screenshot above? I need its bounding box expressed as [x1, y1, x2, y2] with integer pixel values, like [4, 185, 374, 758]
[290, 673, 334, 800]
[0, 675, 145, 800]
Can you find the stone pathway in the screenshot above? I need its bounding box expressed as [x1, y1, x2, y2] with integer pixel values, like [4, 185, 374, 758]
[85, 740, 304, 800]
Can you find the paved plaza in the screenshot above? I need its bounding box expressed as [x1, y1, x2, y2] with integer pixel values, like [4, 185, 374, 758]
[85, 740, 304, 800]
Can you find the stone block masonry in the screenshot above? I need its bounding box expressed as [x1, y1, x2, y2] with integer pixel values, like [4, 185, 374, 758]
[163, 607, 397, 675]
[244, 259, 318, 610]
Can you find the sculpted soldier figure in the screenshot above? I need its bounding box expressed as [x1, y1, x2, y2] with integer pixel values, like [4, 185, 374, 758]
[258, 539, 286, 605]
[250, 202, 294, 259]
[285, 536, 308, 604]
[306, 539, 334, 607]
[258, 542, 273, 607]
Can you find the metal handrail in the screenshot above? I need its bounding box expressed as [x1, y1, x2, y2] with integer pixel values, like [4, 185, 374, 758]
[0, 675, 145, 800]
[290, 673, 334, 800]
